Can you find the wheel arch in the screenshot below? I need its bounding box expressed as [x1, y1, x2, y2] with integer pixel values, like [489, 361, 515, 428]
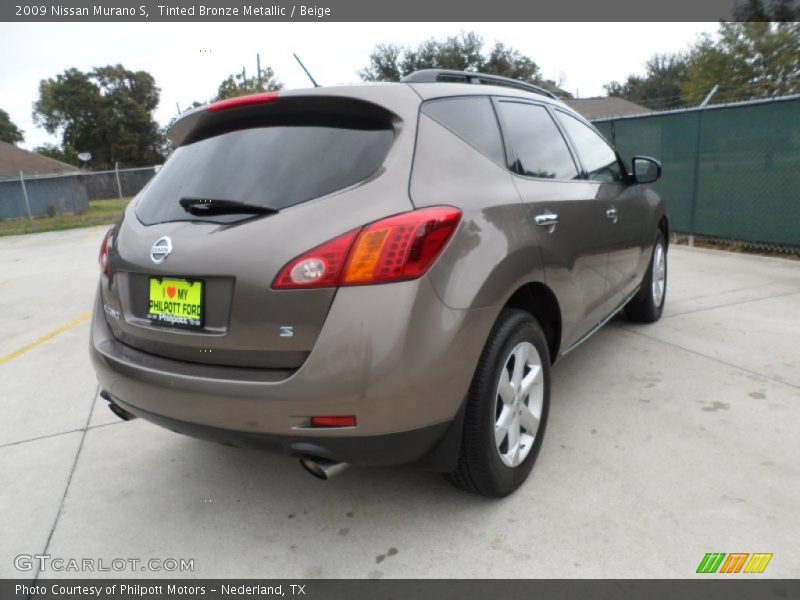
[416, 280, 561, 474]
[658, 214, 669, 249]
[503, 282, 562, 364]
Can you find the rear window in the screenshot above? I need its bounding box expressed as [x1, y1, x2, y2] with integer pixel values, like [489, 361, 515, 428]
[135, 121, 393, 224]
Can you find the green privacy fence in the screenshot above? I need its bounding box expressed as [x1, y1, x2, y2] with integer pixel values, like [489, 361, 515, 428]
[594, 95, 800, 249]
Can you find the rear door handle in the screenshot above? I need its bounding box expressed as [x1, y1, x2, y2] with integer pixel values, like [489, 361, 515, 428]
[534, 213, 559, 226]
[606, 208, 619, 223]
[534, 212, 559, 233]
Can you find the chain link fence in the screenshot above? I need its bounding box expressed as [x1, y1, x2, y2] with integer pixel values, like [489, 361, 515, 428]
[594, 94, 800, 252]
[0, 166, 160, 222]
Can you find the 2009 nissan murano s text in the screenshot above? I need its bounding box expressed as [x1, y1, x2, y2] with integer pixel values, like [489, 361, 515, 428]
[90, 69, 668, 496]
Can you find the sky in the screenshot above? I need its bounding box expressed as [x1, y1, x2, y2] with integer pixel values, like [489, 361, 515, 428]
[0, 22, 718, 151]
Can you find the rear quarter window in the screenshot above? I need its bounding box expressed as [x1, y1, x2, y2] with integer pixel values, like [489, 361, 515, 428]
[135, 121, 393, 225]
[421, 97, 506, 166]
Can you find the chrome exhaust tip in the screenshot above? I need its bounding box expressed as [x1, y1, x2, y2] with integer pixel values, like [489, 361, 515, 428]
[299, 456, 350, 480]
[107, 402, 137, 421]
[101, 391, 137, 422]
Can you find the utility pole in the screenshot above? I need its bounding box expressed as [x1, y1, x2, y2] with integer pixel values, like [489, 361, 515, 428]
[256, 53, 262, 89]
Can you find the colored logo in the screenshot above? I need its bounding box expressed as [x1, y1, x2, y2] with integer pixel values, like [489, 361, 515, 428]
[696, 552, 773, 574]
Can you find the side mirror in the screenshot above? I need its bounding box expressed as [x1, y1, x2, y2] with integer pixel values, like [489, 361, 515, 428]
[632, 156, 661, 184]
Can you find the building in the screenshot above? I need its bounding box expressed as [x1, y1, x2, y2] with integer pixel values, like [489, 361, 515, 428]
[0, 141, 79, 179]
[0, 142, 86, 220]
[564, 97, 652, 121]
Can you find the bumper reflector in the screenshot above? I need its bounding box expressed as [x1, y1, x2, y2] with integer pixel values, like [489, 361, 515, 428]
[310, 416, 357, 428]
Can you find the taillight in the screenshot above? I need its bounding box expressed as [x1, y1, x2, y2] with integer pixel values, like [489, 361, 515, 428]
[272, 207, 461, 289]
[343, 207, 461, 285]
[98, 228, 113, 276]
[206, 92, 278, 113]
[272, 229, 360, 289]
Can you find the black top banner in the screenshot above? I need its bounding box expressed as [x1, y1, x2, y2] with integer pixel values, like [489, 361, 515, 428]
[0, 0, 772, 22]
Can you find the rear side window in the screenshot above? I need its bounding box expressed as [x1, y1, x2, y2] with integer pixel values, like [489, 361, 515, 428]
[422, 97, 505, 165]
[496, 101, 578, 180]
[555, 110, 625, 183]
[135, 121, 393, 225]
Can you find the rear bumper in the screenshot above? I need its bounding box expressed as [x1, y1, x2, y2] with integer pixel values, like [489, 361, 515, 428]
[90, 277, 498, 467]
[107, 392, 462, 468]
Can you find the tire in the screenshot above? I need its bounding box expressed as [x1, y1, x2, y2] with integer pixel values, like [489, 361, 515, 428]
[446, 308, 551, 497]
[625, 230, 667, 323]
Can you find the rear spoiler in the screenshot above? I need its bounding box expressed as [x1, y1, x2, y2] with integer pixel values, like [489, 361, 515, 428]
[168, 92, 398, 148]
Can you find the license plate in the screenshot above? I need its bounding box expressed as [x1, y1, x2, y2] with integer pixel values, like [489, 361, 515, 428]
[147, 278, 203, 329]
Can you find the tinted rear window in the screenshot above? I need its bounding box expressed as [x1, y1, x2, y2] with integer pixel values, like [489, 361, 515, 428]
[135, 122, 393, 224]
[422, 97, 505, 165]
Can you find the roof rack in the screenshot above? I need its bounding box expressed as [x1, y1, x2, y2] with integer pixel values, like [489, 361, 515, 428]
[401, 69, 559, 100]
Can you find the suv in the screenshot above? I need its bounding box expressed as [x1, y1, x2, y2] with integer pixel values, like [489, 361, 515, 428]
[91, 69, 667, 496]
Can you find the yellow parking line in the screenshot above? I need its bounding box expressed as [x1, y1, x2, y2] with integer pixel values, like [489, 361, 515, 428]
[84, 226, 108, 239]
[0, 311, 91, 366]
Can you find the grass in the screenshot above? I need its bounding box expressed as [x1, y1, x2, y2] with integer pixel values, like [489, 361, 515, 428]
[672, 233, 799, 260]
[0, 198, 130, 237]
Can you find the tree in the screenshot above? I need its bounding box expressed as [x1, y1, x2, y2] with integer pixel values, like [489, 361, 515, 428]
[484, 42, 541, 84]
[33, 65, 165, 169]
[733, 0, 798, 20]
[33, 143, 79, 166]
[681, 9, 800, 104]
[604, 2, 800, 109]
[0, 108, 24, 144]
[398, 32, 485, 74]
[215, 66, 282, 101]
[359, 32, 571, 97]
[361, 44, 404, 82]
[604, 53, 690, 110]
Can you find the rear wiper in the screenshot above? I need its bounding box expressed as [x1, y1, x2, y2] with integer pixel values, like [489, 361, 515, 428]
[179, 197, 278, 216]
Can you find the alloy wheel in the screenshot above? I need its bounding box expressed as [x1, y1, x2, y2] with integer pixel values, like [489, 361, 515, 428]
[652, 242, 666, 307]
[493, 341, 544, 468]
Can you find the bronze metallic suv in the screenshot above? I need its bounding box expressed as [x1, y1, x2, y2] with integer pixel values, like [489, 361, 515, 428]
[91, 69, 667, 496]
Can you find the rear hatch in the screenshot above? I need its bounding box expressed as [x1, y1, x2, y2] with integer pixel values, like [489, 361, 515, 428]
[101, 87, 419, 369]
